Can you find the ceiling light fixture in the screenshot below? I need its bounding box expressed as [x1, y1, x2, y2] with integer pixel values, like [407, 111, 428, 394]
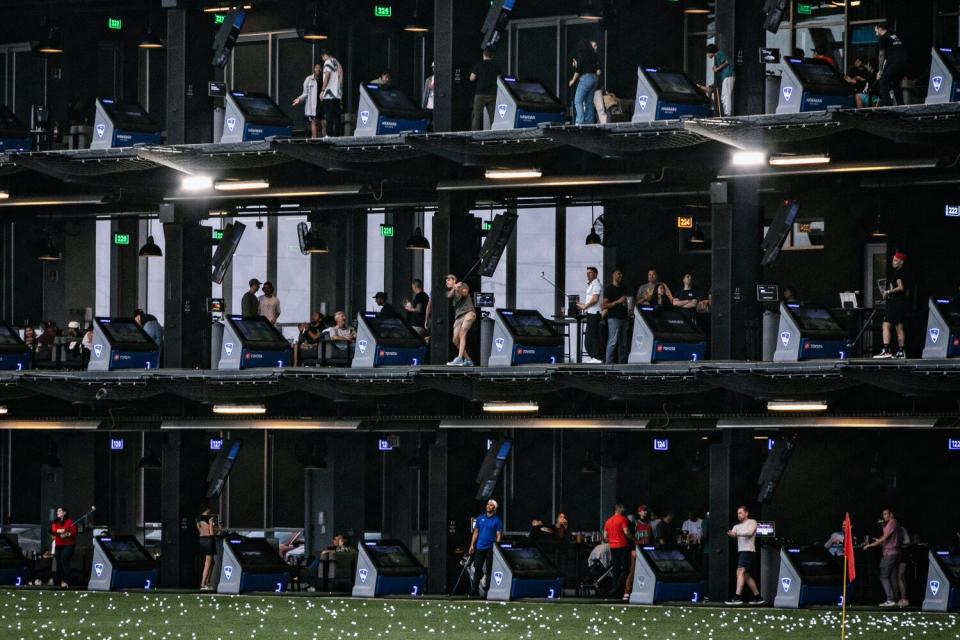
[214, 179, 270, 191]
[585, 202, 602, 246]
[404, 0, 430, 32]
[203, 3, 252, 13]
[578, 0, 604, 20]
[869, 214, 887, 238]
[38, 237, 63, 261]
[485, 168, 543, 180]
[482, 401, 539, 414]
[0, 191, 9, 199]
[212, 404, 267, 415]
[139, 235, 163, 258]
[732, 151, 768, 166]
[181, 175, 214, 191]
[769, 154, 831, 166]
[0, 405, 6, 415]
[302, 1, 328, 40]
[406, 226, 431, 250]
[766, 400, 828, 412]
[689, 224, 706, 244]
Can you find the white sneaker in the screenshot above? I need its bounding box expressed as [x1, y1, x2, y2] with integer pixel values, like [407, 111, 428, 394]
[879, 600, 896, 607]
[447, 356, 464, 366]
[873, 350, 893, 359]
[582, 356, 603, 364]
[897, 598, 909, 608]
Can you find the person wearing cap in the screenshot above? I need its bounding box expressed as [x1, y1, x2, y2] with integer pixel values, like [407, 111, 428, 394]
[468, 499, 503, 597]
[874, 251, 911, 359]
[445, 274, 477, 366]
[241, 278, 262, 318]
[63, 321, 83, 356]
[373, 292, 402, 319]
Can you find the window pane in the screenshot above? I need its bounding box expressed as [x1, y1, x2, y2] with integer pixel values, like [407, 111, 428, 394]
[95, 220, 111, 317]
[277, 215, 311, 328]
[515, 208, 555, 317]
[202, 220, 223, 301]
[366, 212, 385, 310]
[231, 219, 268, 315]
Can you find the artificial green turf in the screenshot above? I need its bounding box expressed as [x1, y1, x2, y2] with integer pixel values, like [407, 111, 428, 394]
[1, 590, 957, 639]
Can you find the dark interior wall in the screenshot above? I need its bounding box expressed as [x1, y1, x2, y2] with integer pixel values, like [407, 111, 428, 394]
[762, 429, 958, 547]
[604, 203, 713, 299]
[10, 431, 95, 525]
[760, 188, 863, 307]
[227, 431, 265, 527]
[760, 183, 960, 354]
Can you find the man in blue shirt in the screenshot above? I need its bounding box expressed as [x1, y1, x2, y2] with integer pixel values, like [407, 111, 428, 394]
[468, 499, 503, 596]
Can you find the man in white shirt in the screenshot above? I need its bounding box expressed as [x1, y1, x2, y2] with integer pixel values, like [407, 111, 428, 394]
[725, 505, 763, 605]
[577, 266, 603, 364]
[292, 63, 322, 138]
[258, 281, 281, 325]
[319, 49, 344, 137]
[681, 512, 703, 544]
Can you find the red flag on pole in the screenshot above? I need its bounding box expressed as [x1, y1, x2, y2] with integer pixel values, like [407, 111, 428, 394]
[843, 512, 856, 582]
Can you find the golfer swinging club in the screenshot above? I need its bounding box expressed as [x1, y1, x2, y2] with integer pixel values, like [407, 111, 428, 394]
[468, 499, 503, 597]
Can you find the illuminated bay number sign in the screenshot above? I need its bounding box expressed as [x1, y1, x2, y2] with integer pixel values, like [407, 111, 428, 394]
[676, 216, 694, 229]
[113, 233, 131, 246]
[653, 438, 669, 452]
[374, 4, 392, 17]
[108, 17, 122, 30]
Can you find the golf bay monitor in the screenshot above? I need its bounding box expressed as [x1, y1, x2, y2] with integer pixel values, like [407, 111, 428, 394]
[776, 57, 855, 114]
[0, 106, 31, 152]
[922, 548, 960, 611]
[926, 47, 960, 105]
[0, 534, 29, 586]
[0, 322, 31, 371]
[217, 536, 289, 594]
[629, 546, 706, 604]
[628, 306, 707, 363]
[487, 309, 563, 366]
[217, 315, 291, 370]
[220, 91, 293, 143]
[632, 67, 711, 122]
[773, 546, 843, 608]
[351, 539, 426, 597]
[922, 297, 960, 358]
[87, 318, 160, 371]
[486, 540, 563, 601]
[490, 76, 566, 130]
[87, 535, 158, 591]
[481, 0, 516, 50]
[90, 99, 162, 149]
[351, 312, 427, 367]
[355, 84, 429, 136]
[773, 302, 849, 361]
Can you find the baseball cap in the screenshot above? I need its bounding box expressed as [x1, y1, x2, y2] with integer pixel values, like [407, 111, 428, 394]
[373, 291, 387, 299]
[67, 321, 80, 329]
[893, 252, 907, 261]
[249, 278, 262, 286]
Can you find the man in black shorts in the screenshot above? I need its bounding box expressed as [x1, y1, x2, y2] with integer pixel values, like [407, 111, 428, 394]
[874, 251, 911, 359]
[725, 505, 763, 605]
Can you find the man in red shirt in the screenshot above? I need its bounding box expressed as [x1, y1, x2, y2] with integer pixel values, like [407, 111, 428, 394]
[603, 503, 634, 598]
[50, 507, 78, 587]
